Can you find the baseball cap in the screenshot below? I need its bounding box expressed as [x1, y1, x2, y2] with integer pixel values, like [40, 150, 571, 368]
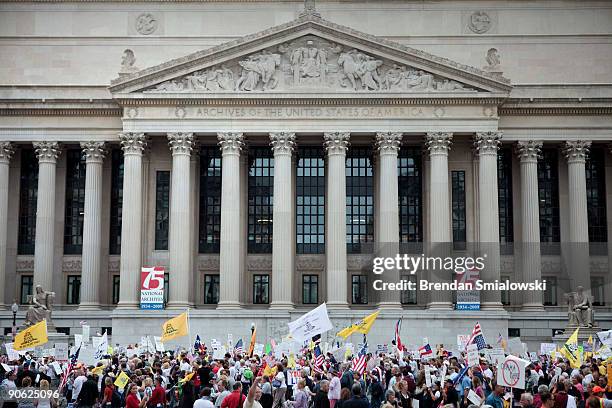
[592, 386, 605, 393]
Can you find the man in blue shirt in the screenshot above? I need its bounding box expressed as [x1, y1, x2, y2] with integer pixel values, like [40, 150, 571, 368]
[485, 383, 505, 408]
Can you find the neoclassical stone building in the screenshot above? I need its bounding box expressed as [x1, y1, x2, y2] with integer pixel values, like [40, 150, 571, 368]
[0, 0, 611, 347]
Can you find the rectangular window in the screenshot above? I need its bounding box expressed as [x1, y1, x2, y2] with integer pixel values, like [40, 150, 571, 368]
[400, 275, 417, 304]
[543, 276, 557, 306]
[112, 275, 120, 304]
[586, 148, 607, 244]
[20, 275, 33, 305]
[199, 147, 222, 253]
[297, 147, 325, 254]
[109, 149, 124, 255]
[164, 272, 169, 306]
[591, 276, 605, 306]
[18, 149, 38, 255]
[451, 171, 466, 250]
[253, 274, 269, 304]
[204, 274, 220, 304]
[302, 274, 319, 304]
[498, 148, 514, 253]
[248, 148, 274, 253]
[538, 149, 560, 252]
[351, 275, 368, 304]
[64, 149, 86, 254]
[346, 147, 374, 254]
[66, 275, 81, 305]
[500, 275, 510, 305]
[398, 148, 422, 243]
[155, 171, 170, 250]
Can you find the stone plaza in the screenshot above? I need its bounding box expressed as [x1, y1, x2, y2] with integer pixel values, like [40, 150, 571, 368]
[0, 0, 611, 348]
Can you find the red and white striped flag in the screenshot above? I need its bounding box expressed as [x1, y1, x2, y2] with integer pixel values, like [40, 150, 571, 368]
[351, 344, 367, 374]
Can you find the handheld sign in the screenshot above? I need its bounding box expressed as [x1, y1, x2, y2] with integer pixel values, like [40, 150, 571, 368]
[497, 355, 528, 389]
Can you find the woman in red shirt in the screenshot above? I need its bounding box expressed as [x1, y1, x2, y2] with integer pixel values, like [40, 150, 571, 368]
[126, 383, 150, 408]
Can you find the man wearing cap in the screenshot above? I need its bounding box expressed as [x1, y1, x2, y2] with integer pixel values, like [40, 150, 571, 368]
[591, 386, 612, 408]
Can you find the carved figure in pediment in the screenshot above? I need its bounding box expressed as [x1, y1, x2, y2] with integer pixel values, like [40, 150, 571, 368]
[436, 79, 465, 91]
[357, 55, 383, 90]
[236, 56, 261, 91]
[258, 50, 281, 90]
[119, 49, 139, 76]
[236, 50, 280, 91]
[402, 69, 435, 90]
[215, 66, 236, 90]
[156, 79, 186, 91]
[381, 64, 405, 90]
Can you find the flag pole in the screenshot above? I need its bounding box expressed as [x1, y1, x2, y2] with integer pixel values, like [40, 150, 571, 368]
[187, 308, 192, 353]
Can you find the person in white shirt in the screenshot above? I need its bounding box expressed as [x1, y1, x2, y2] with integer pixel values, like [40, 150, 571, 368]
[244, 378, 264, 408]
[180, 357, 192, 373]
[71, 368, 88, 402]
[214, 379, 231, 408]
[194, 387, 216, 408]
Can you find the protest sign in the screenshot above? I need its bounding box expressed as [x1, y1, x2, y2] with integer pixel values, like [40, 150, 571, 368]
[497, 355, 529, 389]
[54, 343, 69, 361]
[467, 344, 479, 367]
[467, 389, 482, 406]
[288, 303, 333, 342]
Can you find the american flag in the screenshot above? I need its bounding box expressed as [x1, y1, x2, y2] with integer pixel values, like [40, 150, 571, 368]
[394, 319, 404, 352]
[418, 343, 433, 357]
[312, 345, 324, 368]
[351, 344, 367, 374]
[234, 338, 244, 355]
[59, 345, 80, 392]
[466, 322, 487, 350]
[194, 335, 206, 354]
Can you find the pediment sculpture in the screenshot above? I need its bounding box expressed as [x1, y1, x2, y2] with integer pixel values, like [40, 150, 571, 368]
[147, 35, 476, 93]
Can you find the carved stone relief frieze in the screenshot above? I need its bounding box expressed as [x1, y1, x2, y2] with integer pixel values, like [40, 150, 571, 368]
[148, 35, 476, 94]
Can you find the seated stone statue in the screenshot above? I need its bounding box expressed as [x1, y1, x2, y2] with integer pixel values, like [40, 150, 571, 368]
[25, 285, 55, 327]
[571, 286, 595, 328]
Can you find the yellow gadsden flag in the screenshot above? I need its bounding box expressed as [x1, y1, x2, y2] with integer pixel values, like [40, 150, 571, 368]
[337, 311, 380, 339]
[14, 320, 48, 351]
[161, 312, 189, 342]
[114, 371, 130, 389]
[560, 327, 581, 368]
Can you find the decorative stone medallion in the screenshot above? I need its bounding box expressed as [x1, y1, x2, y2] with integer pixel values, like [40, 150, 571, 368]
[468, 11, 492, 34]
[135, 13, 158, 35]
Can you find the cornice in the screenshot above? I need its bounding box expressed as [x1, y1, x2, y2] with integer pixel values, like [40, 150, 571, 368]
[0, 108, 122, 116]
[499, 107, 612, 115]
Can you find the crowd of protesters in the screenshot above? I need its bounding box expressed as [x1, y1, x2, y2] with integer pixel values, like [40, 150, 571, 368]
[0, 343, 610, 408]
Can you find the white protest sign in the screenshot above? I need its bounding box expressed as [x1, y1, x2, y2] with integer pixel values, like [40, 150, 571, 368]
[228, 334, 233, 347]
[51, 362, 62, 375]
[54, 343, 69, 361]
[596, 345, 611, 359]
[1, 364, 12, 373]
[467, 389, 482, 406]
[93, 336, 104, 350]
[81, 325, 90, 344]
[540, 343, 556, 356]
[596, 330, 612, 348]
[94, 332, 108, 360]
[457, 335, 470, 349]
[287, 303, 333, 342]
[79, 347, 97, 366]
[425, 367, 432, 387]
[529, 352, 538, 362]
[253, 343, 264, 356]
[467, 344, 480, 367]
[507, 337, 523, 357]
[213, 346, 227, 360]
[487, 348, 506, 365]
[423, 338, 429, 346]
[74, 334, 83, 348]
[5, 343, 20, 361]
[497, 355, 529, 389]
[154, 337, 165, 352]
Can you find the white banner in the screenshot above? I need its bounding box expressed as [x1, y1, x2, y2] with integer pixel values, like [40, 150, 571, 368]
[74, 334, 83, 348]
[54, 343, 69, 362]
[94, 332, 108, 360]
[540, 343, 556, 356]
[467, 344, 479, 367]
[287, 303, 333, 342]
[497, 355, 529, 389]
[82, 325, 90, 345]
[487, 348, 506, 365]
[5, 343, 20, 361]
[596, 330, 612, 348]
[154, 337, 165, 352]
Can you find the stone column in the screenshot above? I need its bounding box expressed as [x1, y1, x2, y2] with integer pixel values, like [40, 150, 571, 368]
[78, 142, 106, 310]
[167, 133, 194, 309]
[270, 132, 296, 309]
[117, 133, 146, 309]
[217, 132, 244, 309]
[324, 132, 350, 309]
[375, 132, 402, 308]
[563, 141, 591, 291]
[0, 143, 14, 308]
[33, 141, 61, 292]
[516, 141, 544, 310]
[474, 132, 504, 309]
[425, 132, 453, 309]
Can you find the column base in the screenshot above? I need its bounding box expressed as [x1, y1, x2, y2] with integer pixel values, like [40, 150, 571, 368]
[77, 302, 101, 311]
[326, 301, 349, 310]
[166, 301, 190, 310]
[480, 302, 506, 311]
[269, 301, 294, 310]
[115, 301, 140, 310]
[520, 303, 545, 312]
[378, 302, 402, 310]
[426, 302, 453, 310]
[216, 301, 242, 310]
[0, 303, 7, 311]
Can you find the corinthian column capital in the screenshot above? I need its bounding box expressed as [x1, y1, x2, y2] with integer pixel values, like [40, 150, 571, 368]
[33, 141, 61, 163]
[119, 132, 147, 155]
[563, 140, 591, 163]
[269, 132, 296, 154]
[0, 142, 15, 164]
[474, 131, 502, 155]
[375, 132, 402, 153]
[217, 132, 244, 154]
[324, 132, 350, 154]
[425, 132, 452, 155]
[168, 132, 194, 155]
[80, 141, 107, 163]
[515, 140, 542, 163]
